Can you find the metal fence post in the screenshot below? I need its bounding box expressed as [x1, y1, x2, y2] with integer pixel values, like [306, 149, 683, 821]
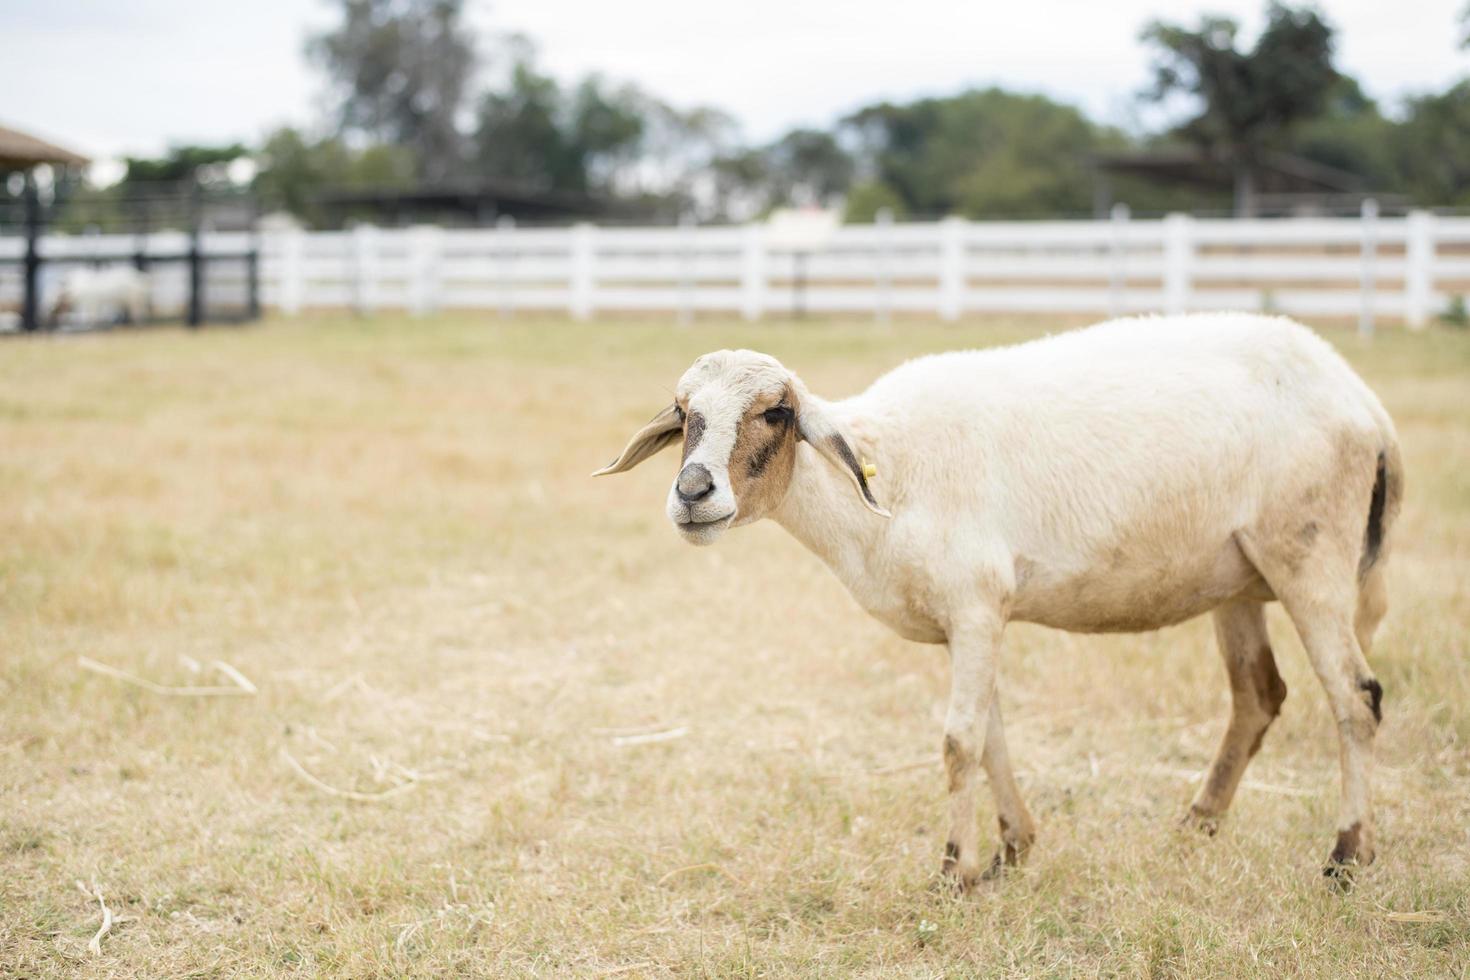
[20, 175, 40, 331]
[1359, 198, 1379, 340]
[187, 179, 204, 328]
[1404, 209, 1435, 331]
[938, 215, 966, 322]
[1163, 213, 1193, 315]
[740, 222, 765, 321]
[570, 223, 595, 321]
[1109, 202, 1131, 318]
[875, 207, 893, 325]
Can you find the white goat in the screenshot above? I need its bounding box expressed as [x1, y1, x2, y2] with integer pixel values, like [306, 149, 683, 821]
[51, 266, 151, 327]
[596, 313, 1402, 889]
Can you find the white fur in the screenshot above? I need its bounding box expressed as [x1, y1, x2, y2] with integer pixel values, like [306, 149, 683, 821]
[53, 267, 150, 325]
[616, 312, 1402, 883]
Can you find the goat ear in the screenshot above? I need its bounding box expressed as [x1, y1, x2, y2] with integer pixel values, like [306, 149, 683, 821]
[591, 404, 683, 476]
[795, 393, 891, 518]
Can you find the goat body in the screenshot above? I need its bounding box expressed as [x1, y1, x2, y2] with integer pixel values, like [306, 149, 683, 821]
[598, 313, 1402, 889]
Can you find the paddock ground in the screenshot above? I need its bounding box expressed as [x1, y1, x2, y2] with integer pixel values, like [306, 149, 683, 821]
[1, 314, 1467, 977]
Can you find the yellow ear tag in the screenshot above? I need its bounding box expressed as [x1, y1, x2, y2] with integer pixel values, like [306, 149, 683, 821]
[861, 457, 877, 480]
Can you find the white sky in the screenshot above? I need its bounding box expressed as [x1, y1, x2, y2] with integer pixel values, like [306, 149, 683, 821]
[1, 0, 1465, 168]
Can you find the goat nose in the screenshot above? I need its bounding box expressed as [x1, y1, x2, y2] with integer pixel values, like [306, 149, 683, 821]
[676, 463, 715, 503]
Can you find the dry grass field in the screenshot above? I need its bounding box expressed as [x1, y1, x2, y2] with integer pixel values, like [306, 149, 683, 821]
[2, 313, 1468, 978]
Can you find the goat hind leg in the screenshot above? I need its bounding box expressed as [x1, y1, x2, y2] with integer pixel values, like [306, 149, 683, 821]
[1186, 599, 1286, 834]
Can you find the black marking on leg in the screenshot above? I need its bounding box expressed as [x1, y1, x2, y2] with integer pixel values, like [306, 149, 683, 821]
[1361, 678, 1383, 724]
[1360, 451, 1388, 577]
[942, 840, 959, 874]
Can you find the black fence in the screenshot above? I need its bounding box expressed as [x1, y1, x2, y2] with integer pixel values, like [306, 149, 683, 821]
[0, 176, 260, 332]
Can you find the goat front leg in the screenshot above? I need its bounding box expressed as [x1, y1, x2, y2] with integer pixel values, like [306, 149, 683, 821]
[940, 605, 1006, 891]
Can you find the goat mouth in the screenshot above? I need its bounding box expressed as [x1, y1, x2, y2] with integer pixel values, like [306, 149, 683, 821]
[677, 512, 734, 528]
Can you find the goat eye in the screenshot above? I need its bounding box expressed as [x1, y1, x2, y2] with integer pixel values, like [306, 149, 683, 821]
[763, 406, 791, 425]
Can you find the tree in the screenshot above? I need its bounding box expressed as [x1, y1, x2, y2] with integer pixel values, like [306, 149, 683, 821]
[1140, 2, 1340, 215]
[122, 144, 249, 186]
[473, 55, 577, 191]
[308, 0, 476, 182]
[252, 127, 416, 225]
[842, 180, 906, 223]
[1288, 76, 1399, 192]
[763, 129, 853, 207]
[1396, 82, 1470, 207]
[844, 89, 1101, 218]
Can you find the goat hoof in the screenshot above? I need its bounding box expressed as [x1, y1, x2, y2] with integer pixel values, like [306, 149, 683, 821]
[1180, 806, 1220, 837]
[1322, 860, 1358, 893]
[931, 866, 981, 895]
[935, 844, 982, 894]
[1323, 825, 1375, 892]
[980, 841, 1025, 881]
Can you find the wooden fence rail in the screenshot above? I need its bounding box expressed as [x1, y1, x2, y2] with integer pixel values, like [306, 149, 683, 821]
[6, 208, 1467, 327]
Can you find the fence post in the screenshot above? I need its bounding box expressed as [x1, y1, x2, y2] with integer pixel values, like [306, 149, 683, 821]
[496, 215, 515, 317]
[570, 223, 596, 320]
[1163, 213, 1193, 315]
[408, 225, 441, 317]
[938, 215, 966, 322]
[740, 222, 765, 321]
[875, 207, 894, 325]
[1404, 209, 1435, 331]
[1359, 198, 1379, 340]
[187, 178, 204, 328]
[278, 226, 305, 316]
[352, 223, 378, 316]
[1108, 202, 1130, 318]
[20, 175, 40, 331]
[677, 213, 696, 326]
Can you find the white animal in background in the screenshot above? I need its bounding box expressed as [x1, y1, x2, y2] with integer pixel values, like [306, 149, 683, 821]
[596, 313, 1402, 890]
[51, 266, 151, 326]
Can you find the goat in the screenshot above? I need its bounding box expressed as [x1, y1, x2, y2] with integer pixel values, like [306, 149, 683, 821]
[595, 313, 1402, 890]
[51, 266, 150, 327]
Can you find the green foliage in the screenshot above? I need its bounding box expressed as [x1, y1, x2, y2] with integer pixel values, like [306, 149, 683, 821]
[1440, 294, 1469, 329]
[763, 129, 853, 207]
[122, 144, 248, 185]
[1141, 2, 1339, 154]
[843, 180, 907, 223]
[1395, 81, 1470, 207]
[307, 0, 476, 181]
[844, 88, 1099, 217]
[252, 127, 415, 226]
[472, 55, 647, 195]
[1140, 1, 1340, 212]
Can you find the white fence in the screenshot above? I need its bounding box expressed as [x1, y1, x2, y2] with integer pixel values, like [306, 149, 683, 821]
[8, 211, 1469, 326]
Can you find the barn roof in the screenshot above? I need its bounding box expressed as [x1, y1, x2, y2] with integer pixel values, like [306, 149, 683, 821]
[0, 123, 90, 170]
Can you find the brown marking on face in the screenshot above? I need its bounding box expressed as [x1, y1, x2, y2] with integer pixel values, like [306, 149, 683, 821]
[726, 386, 798, 520]
[682, 410, 706, 462]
